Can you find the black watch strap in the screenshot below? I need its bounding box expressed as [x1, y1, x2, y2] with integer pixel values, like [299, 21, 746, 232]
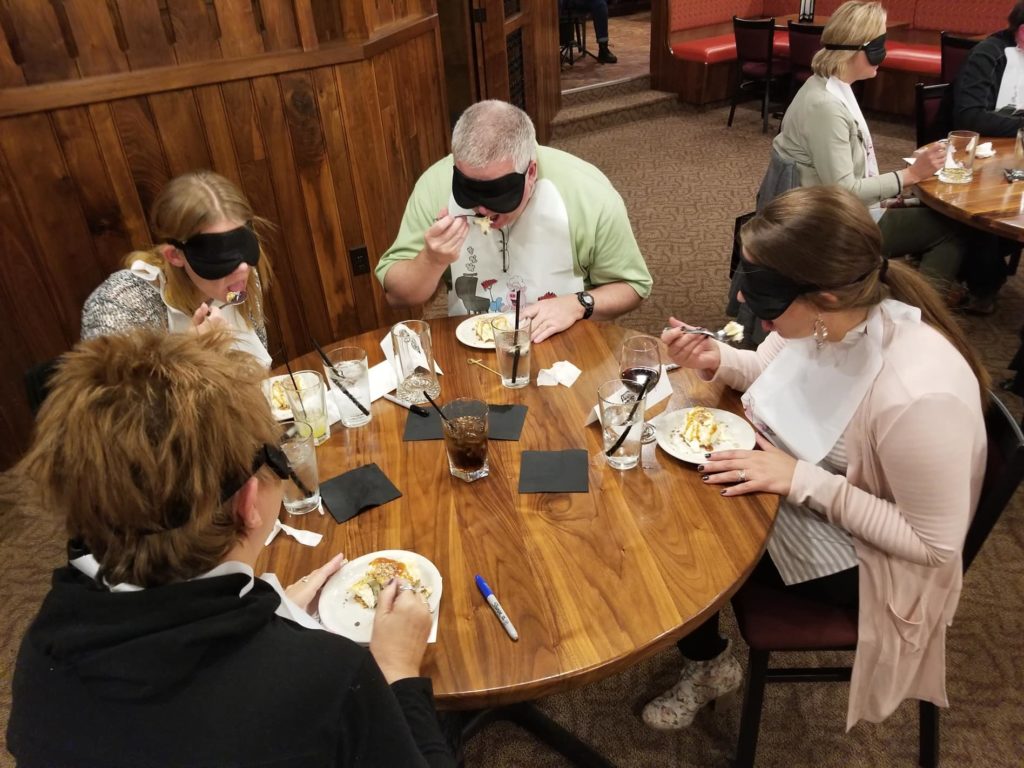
[576, 291, 595, 319]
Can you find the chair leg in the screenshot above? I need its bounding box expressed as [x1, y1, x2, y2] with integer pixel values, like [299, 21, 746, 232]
[727, 76, 741, 127]
[734, 649, 769, 768]
[761, 80, 770, 134]
[919, 700, 939, 768]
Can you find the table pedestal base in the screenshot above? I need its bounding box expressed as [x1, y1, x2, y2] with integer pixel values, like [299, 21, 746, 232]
[458, 702, 616, 767]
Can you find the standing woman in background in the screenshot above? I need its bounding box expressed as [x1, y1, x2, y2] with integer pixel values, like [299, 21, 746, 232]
[81, 170, 274, 367]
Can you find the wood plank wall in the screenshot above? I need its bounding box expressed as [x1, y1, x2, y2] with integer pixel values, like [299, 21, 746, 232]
[0, 0, 451, 469]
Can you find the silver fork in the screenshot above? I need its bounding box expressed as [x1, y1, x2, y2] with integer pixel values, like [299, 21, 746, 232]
[662, 326, 742, 343]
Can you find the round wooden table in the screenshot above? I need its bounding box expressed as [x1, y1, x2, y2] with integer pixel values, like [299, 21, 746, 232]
[915, 137, 1024, 242]
[258, 317, 777, 712]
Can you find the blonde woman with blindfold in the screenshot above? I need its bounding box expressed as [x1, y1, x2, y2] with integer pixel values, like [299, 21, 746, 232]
[81, 170, 273, 367]
[647, 186, 987, 733]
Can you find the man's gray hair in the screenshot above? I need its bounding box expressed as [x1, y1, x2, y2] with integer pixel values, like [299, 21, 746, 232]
[451, 100, 537, 173]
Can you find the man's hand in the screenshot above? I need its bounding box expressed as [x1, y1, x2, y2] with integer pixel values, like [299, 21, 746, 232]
[423, 208, 470, 268]
[369, 579, 433, 684]
[520, 295, 584, 343]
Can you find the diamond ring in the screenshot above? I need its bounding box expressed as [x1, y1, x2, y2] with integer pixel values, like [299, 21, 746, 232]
[738, 469, 747, 482]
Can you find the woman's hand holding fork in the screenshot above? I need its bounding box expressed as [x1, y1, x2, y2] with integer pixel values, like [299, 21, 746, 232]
[661, 317, 721, 379]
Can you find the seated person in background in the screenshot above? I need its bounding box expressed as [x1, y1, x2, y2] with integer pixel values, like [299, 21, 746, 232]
[376, 99, 652, 343]
[6, 330, 455, 768]
[81, 170, 273, 367]
[645, 186, 987, 732]
[561, 0, 618, 63]
[953, 1, 1024, 137]
[770, 1, 966, 296]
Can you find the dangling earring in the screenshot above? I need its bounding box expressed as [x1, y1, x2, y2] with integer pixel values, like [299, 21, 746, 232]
[813, 315, 829, 350]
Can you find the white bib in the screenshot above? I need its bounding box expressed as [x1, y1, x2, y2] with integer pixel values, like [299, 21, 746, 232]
[996, 46, 1024, 110]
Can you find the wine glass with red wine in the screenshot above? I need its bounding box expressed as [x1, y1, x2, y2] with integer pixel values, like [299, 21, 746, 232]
[619, 334, 661, 444]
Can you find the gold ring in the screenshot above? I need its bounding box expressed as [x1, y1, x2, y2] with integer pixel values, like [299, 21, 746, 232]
[301, 576, 310, 583]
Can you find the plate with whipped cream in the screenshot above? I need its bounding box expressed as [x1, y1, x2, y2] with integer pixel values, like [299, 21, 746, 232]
[655, 406, 756, 464]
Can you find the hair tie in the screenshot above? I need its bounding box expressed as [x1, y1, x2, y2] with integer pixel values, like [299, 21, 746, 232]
[878, 257, 889, 282]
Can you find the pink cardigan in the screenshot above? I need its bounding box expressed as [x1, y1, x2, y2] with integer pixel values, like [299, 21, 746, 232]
[714, 307, 986, 728]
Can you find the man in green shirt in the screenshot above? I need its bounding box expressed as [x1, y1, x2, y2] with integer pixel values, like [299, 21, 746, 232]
[376, 100, 652, 343]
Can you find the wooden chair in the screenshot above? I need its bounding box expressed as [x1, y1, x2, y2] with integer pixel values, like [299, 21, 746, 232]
[728, 17, 791, 134]
[940, 32, 979, 84]
[731, 392, 1024, 768]
[915, 82, 952, 147]
[786, 21, 825, 102]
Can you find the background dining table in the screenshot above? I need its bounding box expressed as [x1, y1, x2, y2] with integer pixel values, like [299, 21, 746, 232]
[915, 136, 1024, 242]
[257, 316, 778, 712]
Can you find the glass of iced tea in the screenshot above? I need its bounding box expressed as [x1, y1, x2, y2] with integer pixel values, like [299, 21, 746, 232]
[441, 398, 489, 482]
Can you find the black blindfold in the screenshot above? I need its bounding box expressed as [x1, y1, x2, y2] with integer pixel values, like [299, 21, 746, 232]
[452, 166, 526, 214]
[168, 224, 260, 280]
[736, 258, 880, 320]
[824, 33, 887, 66]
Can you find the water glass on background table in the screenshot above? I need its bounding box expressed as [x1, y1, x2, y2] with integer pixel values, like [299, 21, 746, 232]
[619, 334, 661, 444]
[598, 379, 646, 470]
[939, 130, 979, 184]
[282, 371, 330, 446]
[391, 319, 441, 403]
[280, 420, 321, 515]
[492, 316, 532, 389]
[325, 345, 372, 428]
[441, 398, 489, 482]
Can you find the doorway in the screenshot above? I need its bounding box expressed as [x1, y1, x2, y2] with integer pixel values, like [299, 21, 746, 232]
[560, 8, 651, 93]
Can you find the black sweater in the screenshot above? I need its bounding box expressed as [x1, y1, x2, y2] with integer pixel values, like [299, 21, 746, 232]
[7, 567, 455, 767]
[953, 29, 1024, 138]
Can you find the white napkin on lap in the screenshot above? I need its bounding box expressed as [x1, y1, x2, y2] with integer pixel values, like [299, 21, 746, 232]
[538, 360, 582, 387]
[265, 518, 323, 547]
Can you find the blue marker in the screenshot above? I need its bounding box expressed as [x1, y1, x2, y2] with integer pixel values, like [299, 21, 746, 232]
[474, 574, 519, 641]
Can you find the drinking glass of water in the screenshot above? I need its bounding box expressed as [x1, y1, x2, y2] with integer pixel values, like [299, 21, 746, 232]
[279, 420, 320, 515]
[618, 334, 661, 444]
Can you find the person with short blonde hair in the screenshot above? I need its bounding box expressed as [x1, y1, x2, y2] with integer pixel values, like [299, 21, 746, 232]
[646, 186, 987, 731]
[767, 1, 968, 300]
[6, 330, 455, 767]
[81, 170, 275, 366]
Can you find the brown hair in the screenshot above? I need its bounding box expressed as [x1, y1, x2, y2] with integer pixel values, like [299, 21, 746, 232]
[18, 329, 281, 587]
[741, 186, 990, 403]
[125, 170, 274, 329]
[812, 1, 887, 78]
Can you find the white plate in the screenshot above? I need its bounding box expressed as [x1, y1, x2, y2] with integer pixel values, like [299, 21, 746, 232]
[654, 407, 756, 464]
[455, 312, 514, 349]
[319, 550, 442, 645]
[261, 375, 293, 420]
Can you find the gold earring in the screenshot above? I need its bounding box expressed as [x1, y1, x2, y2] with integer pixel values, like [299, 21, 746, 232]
[813, 315, 829, 350]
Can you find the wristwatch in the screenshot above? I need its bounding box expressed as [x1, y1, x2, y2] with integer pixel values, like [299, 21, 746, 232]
[576, 291, 595, 320]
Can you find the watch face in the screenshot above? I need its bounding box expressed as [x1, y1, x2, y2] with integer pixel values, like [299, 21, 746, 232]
[580, 292, 594, 307]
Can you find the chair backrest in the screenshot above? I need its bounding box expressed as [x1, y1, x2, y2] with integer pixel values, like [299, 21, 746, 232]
[963, 392, 1024, 571]
[733, 16, 776, 65]
[915, 82, 952, 147]
[786, 21, 825, 71]
[940, 31, 979, 84]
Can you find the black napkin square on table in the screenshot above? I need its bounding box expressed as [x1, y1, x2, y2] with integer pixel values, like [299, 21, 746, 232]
[402, 404, 528, 441]
[518, 449, 589, 494]
[319, 463, 402, 523]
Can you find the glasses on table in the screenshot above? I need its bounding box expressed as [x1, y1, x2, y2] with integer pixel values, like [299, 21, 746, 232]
[618, 334, 662, 444]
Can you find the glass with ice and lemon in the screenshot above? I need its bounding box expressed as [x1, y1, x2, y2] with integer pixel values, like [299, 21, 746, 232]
[282, 371, 330, 446]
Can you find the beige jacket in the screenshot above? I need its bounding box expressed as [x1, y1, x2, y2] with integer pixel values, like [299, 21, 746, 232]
[773, 74, 902, 206]
[715, 306, 986, 728]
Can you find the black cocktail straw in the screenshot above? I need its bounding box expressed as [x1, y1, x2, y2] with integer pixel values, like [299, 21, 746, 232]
[511, 289, 522, 384]
[605, 379, 650, 457]
[284, 360, 309, 421]
[309, 335, 370, 416]
[422, 391, 450, 423]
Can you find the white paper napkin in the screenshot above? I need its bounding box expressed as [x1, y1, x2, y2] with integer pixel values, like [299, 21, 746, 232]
[264, 518, 323, 547]
[976, 142, 995, 158]
[378, 330, 444, 375]
[537, 360, 582, 387]
[585, 365, 674, 426]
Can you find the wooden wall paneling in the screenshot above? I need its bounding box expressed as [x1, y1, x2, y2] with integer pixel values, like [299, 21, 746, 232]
[1, 1, 75, 83]
[61, 0, 129, 77]
[250, 74, 333, 352]
[257, 0, 301, 51]
[474, 0, 511, 101]
[165, 0, 223, 64]
[108, 98, 172, 217]
[213, 0, 266, 58]
[50, 108, 136, 272]
[311, 66, 378, 332]
[87, 104, 152, 248]
[114, 0, 177, 71]
[289, 0, 320, 50]
[0, 114, 104, 331]
[0, 13, 24, 87]
[279, 69, 360, 340]
[148, 90, 215, 177]
[531, 0, 559, 145]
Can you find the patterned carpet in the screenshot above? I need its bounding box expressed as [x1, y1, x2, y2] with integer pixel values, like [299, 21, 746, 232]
[2, 102, 1023, 766]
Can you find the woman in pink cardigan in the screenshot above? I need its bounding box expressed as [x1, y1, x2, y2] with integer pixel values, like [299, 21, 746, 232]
[644, 186, 989, 731]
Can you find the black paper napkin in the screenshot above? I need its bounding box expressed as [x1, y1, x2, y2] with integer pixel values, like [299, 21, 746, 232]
[320, 463, 402, 523]
[402, 404, 528, 441]
[518, 449, 589, 494]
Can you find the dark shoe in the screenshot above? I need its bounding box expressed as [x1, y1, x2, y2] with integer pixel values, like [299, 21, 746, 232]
[963, 292, 997, 316]
[598, 44, 618, 64]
